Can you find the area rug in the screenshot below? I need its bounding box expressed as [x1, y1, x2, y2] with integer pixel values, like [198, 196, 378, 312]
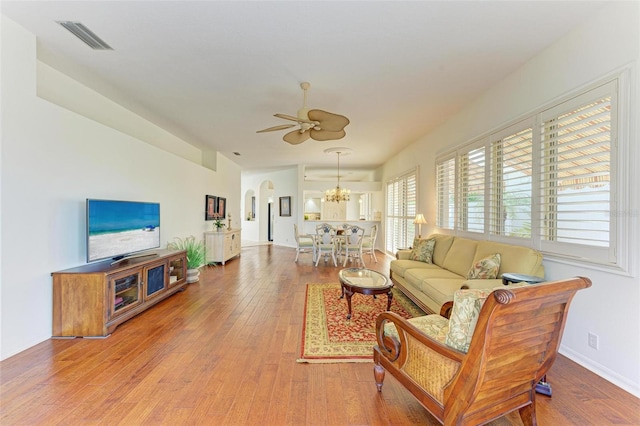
[298, 283, 425, 363]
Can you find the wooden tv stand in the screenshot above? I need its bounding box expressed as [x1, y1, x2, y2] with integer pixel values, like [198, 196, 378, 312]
[51, 249, 187, 338]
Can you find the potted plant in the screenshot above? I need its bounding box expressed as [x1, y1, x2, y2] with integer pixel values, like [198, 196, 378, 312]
[213, 214, 225, 232]
[167, 236, 205, 283]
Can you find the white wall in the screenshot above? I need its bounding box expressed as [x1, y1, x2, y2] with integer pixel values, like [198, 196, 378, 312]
[241, 167, 299, 247]
[0, 17, 241, 359]
[381, 2, 640, 396]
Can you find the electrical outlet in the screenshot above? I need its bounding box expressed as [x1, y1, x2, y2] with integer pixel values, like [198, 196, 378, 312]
[588, 332, 599, 350]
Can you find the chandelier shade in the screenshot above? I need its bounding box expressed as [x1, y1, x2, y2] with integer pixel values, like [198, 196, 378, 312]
[325, 150, 350, 203]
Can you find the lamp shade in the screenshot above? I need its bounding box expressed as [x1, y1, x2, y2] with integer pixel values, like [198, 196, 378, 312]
[413, 214, 427, 224]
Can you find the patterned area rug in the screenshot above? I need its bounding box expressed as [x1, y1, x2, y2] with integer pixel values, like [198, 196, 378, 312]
[298, 283, 425, 363]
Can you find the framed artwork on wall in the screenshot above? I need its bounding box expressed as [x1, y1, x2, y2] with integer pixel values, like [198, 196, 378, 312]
[279, 196, 291, 217]
[205, 195, 216, 220]
[217, 197, 226, 218]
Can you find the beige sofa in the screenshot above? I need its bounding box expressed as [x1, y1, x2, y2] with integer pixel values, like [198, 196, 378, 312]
[390, 233, 544, 314]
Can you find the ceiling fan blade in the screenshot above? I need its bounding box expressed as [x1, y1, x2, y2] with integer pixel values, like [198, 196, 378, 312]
[283, 129, 311, 145]
[308, 109, 350, 132]
[274, 113, 301, 122]
[310, 129, 346, 141]
[256, 124, 296, 133]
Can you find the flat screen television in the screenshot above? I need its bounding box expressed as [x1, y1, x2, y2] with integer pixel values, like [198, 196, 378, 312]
[86, 199, 160, 263]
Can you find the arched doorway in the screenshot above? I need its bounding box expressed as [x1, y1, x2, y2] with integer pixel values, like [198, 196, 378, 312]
[259, 180, 275, 242]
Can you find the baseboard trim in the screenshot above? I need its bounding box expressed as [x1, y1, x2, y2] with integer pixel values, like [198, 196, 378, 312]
[559, 345, 640, 398]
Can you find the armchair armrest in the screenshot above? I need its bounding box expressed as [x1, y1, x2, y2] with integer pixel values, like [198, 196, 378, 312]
[440, 301, 454, 319]
[396, 249, 412, 260]
[374, 312, 464, 404]
[375, 312, 464, 363]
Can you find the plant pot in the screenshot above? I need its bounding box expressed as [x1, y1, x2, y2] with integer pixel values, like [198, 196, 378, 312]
[186, 268, 200, 283]
[216, 227, 224, 232]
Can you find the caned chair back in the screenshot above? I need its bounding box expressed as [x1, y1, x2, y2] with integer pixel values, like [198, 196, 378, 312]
[316, 223, 336, 246]
[343, 225, 364, 246]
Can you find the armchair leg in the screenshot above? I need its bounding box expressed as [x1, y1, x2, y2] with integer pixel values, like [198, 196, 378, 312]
[374, 363, 386, 392]
[519, 401, 537, 426]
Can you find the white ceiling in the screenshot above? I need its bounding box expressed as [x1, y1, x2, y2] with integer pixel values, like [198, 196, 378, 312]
[2, 0, 607, 178]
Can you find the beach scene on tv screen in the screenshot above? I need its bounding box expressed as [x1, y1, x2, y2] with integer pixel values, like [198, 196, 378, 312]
[88, 200, 160, 261]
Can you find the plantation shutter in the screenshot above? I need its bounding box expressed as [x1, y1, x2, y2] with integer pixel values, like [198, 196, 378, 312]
[436, 155, 456, 230]
[489, 121, 533, 238]
[538, 81, 615, 262]
[458, 145, 485, 233]
[386, 170, 417, 254]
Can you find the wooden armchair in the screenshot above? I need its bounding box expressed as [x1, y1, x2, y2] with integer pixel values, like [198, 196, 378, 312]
[373, 277, 592, 425]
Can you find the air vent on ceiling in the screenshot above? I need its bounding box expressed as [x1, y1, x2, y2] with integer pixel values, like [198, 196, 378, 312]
[57, 21, 113, 50]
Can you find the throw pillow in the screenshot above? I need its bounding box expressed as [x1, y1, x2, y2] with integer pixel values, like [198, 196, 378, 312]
[410, 238, 436, 263]
[467, 253, 501, 279]
[444, 288, 492, 352]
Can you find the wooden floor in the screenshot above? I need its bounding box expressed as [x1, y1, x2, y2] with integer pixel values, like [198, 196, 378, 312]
[1, 245, 639, 425]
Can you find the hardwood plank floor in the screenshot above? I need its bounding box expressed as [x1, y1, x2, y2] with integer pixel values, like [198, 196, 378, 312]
[1, 245, 639, 425]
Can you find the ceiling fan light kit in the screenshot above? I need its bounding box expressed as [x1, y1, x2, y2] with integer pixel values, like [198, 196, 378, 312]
[257, 82, 350, 145]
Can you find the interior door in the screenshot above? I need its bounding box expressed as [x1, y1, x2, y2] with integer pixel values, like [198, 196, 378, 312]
[268, 202, 274, 241]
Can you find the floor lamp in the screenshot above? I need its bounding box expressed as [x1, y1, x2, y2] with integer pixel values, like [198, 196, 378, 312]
[414, 214, 427, 239]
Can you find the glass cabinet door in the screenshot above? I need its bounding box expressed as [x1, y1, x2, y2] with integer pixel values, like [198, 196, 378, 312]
[145, 263, 166, 299]
[110, 270, 142, 318]
[168, 255, 186, 287]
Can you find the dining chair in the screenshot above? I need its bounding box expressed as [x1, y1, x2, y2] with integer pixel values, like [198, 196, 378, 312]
[361, 224, 378, 263]
[315, 223, 337, 266]
[340, 225, 365, 267]
[293, 224, 315, 262]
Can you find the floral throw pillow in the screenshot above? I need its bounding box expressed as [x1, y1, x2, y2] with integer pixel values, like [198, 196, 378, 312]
[410, 238, 436, 263]
[467, 253, 501, 279]
[445, 288, 492, 352]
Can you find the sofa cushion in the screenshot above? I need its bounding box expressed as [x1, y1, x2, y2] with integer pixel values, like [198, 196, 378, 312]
[390, 259, 439, 277]
[419, 278, 468, 307]
[410, 237, 436, 263]
[404, 268, 464, 290]
[428, 234, 455, 267]
[467, 253, 501, 279]
[474, 241, 543, 278]
[445, 288, 492, 352]
[384, 314, 449, 343]
[442, 238, 479, 276]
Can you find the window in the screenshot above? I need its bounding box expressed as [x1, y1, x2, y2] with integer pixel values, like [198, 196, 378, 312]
[458, 145, 486, 233]
[436, 156, 456, 229]
[386, 169, 417, 254]
[435, 78, 621, 267]
[538, 82, 615, 262]
[489, 121, 533, 238]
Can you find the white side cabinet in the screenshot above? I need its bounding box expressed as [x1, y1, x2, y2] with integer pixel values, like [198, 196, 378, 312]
[204, 229, 241, 265]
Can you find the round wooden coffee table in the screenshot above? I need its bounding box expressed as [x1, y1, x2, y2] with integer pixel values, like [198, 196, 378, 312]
[338, 268, 392, 320]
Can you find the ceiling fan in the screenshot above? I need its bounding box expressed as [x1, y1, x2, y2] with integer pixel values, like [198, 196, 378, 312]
[257, 82, 350, 145]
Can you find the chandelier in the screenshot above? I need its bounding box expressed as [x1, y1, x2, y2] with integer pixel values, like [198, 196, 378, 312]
[325, 150, 351, 203]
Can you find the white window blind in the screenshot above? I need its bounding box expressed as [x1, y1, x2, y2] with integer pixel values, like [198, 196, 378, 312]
[458, 146, 485, 233]
[538, 81, 615, 261]
[490, 122, 533, 238]
[386, 170, 417, 253]
[436, 156, 456, 229]
[433, 76, 622, 267]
